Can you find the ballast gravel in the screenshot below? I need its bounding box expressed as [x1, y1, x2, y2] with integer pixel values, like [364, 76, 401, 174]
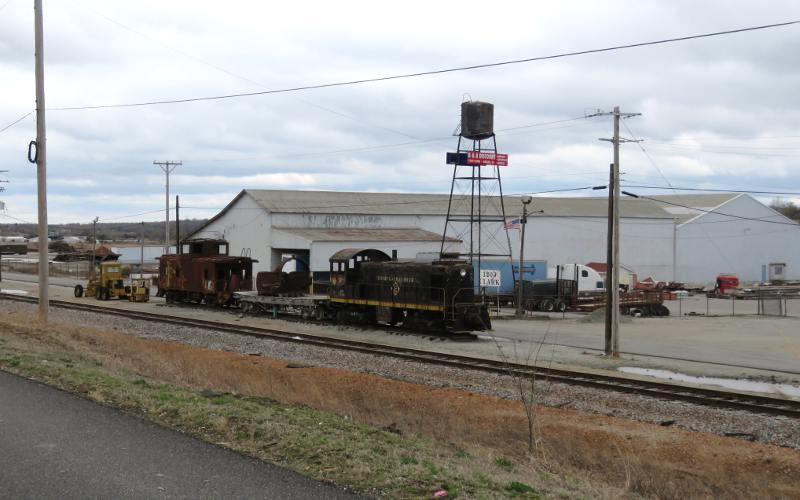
[5, 300, 799, 450]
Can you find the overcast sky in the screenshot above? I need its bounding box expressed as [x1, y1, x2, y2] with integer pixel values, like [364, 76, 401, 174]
[1, 0, 799, 225]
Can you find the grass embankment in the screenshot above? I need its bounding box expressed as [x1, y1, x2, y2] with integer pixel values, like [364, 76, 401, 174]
[0, 313, 597, 499]
[0, 310, 798, 499]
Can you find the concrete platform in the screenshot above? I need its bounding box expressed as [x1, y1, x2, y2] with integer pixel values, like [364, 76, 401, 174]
[2, 273, 799, 390]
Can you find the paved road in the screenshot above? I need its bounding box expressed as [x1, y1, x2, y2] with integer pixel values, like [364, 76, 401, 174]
[0, 371, 358, 499]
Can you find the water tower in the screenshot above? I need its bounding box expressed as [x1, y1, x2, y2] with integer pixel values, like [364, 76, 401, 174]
[440, 100, 512, 273]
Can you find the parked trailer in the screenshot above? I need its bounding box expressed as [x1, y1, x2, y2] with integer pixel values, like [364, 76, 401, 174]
[516, 278, 578, 312]
[573, 290, 669, 316]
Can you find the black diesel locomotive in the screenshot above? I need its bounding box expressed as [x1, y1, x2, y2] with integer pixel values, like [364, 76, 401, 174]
[328, 249, 490, 332]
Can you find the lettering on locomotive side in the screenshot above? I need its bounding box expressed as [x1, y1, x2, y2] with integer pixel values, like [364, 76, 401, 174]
[375, 275, 417, 284]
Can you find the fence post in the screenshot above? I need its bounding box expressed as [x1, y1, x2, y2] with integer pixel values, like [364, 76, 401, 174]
[706, 294, 709, 316]
[731, 295, 735, 316]
[679, 296, 682, 317]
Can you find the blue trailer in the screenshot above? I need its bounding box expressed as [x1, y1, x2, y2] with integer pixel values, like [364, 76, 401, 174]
[474, 259, 547, 296]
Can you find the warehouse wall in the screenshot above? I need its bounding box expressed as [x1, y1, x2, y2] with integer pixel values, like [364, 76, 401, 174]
[190, 194, 274, 274]
[676, 195, 800, 283]
[310, 241, 444, 271]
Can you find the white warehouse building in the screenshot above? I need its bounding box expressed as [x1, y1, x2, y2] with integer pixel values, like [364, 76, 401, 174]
[185, 189, 800, 284]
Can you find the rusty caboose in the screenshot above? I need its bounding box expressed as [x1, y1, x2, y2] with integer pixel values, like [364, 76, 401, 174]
[157, 239, 255, 305]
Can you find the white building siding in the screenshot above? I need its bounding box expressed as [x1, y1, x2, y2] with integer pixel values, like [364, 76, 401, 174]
[675, 195, 800, 282]
[191, 194, 274, 272]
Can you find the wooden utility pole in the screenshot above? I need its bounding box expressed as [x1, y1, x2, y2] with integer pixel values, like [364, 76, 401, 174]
[140, 221, 145, 271]
[91, 216, 99, 273]
[604, 163, 615, 355]
[154, 161, 181, 254]
[599, 106, 640, 357]
[34, 0, 49, 322]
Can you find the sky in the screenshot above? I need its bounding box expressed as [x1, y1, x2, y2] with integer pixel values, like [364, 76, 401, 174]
[1, 0, 799, 225]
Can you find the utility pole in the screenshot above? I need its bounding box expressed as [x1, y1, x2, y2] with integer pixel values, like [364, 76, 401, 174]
[91, 216, 99, 274]
[604, 163, 615, 355]
[140, 221, 145, 273]
[516, 196, 532, 317]
[599, 106, 640, 357]
[153, 161, 181, 254]
[34, 0, 49, 322]
[175, 195, 180, 254]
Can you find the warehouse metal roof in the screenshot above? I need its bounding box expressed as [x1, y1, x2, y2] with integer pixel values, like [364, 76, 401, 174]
[242, 189, 674, 218]
[274, 227, 459, 242]
[185, 188, 679, 240]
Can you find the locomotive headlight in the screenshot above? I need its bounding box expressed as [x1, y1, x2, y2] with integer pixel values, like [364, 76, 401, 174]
[459, 269, 467, 277]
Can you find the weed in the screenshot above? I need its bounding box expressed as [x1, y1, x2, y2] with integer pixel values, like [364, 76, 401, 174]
[423, 460, 442, 476]
[495, 457, 514, 471]
[400, 454, 418, 465]
[3, 356, 21, 367]
[506, 481, 539, 497]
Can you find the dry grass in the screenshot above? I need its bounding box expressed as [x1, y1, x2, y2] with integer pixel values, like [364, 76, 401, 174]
[1, 310, 799, 499]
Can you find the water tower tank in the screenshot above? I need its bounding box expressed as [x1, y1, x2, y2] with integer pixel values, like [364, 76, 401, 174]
[460, 101, 494, 140]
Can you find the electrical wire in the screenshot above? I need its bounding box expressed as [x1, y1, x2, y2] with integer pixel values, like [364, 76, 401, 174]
[81, 4, 421, 140]
[0, 111, 33, 135]
[179, 115, 596, 163]
[49, 20, 800, 111]
[619, 184, 800, 196]
[632, 194, 799, 227]
[0, 212, 35, 224]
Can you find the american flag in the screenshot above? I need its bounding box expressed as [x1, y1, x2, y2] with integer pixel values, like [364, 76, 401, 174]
[504, 218, 521, 230]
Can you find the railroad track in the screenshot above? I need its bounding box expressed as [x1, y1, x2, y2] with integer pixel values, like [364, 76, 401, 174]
[2, 293, 800, 419]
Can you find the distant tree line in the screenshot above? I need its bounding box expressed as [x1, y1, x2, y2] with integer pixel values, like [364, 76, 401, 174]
[0, 219, 209, 242]
[770, 199, 800, 222]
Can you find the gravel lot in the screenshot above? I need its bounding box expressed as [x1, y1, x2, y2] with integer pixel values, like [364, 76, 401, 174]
[3, 299, 799, 449]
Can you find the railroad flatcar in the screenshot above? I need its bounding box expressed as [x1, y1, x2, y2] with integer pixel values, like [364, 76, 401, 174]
[327, 249, 490, 332]
[157, 239, 255, 305]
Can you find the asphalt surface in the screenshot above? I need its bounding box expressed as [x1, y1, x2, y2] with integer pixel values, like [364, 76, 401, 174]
[0, 370, 359, 499]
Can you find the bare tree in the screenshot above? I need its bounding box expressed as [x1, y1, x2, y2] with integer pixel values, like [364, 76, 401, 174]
[489, 322, 556, 455]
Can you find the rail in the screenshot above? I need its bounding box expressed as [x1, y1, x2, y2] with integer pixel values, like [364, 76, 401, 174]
[1, 293, 798, 418]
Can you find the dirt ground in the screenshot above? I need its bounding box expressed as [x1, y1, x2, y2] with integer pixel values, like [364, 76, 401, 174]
[1, 311, 798, 498]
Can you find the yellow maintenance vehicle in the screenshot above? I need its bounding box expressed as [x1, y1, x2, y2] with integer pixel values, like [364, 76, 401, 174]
[73, 261, 148, 301]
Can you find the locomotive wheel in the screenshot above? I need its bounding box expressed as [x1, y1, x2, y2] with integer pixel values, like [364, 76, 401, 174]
[313, 307, 325, 321]
[101, 288, 110, 301]
[241, 302, 253, 314]
[73, 285, 84, 298]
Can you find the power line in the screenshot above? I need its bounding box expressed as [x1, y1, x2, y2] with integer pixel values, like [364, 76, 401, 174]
[49, 20, 800, 111]
[627, 192, 800, 227]
[0, 212, 36, 224]
[82, 6, 420, 140]
[179, 115, 595, 163]
[0, 111, 33, 135]
[620, 184, 800, 196]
